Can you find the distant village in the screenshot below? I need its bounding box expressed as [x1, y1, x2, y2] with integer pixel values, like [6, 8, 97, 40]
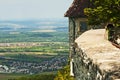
[0, 56, 67, 74]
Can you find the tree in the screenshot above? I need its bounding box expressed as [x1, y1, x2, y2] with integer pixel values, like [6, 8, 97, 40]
[54, 65, 74, 80]
[84, 0, 120, 25]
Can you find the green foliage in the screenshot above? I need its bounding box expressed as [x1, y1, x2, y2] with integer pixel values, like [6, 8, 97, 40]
[84, 0, 120, 25]
[0, 42, 69, 55]
[2, 54, 68, 63]
[0, 73, 27, 80]
[9, 74, 56, 80]
[54, 65, 75, 80]
[3, 54, 53, 63]
[17, 74, 56, 80]
[0, 32, 68, 43]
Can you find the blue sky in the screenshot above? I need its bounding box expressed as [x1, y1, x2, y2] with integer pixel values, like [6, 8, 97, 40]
[0, 0, 73, 20]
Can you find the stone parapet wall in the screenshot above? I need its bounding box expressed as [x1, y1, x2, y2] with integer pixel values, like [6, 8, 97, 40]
[73, 46, 120, 80]
[73, 29, 120, 80]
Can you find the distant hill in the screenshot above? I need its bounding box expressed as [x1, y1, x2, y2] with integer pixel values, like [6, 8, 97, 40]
[0, 18, 68, 32]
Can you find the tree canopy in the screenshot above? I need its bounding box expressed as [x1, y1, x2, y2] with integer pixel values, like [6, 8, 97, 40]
[54, 65, 74, 80]
[84, 0, 120, 25]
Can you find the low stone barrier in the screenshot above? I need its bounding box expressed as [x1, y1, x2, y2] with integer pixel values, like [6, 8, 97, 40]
[72, 29, 120, 80]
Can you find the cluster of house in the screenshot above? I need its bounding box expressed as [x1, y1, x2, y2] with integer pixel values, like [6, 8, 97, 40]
[0, 56, 67, 74]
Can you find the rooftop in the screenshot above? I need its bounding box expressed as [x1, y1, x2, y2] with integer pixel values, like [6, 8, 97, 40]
[75, 29, 120, 79]
[64, 0, 92, 17]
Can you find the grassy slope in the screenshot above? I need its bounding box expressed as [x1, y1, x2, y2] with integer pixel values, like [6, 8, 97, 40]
[0, 73, 28, 80]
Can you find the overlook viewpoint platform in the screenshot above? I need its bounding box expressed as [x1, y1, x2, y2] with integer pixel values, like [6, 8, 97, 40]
[75, 29, 120, 80]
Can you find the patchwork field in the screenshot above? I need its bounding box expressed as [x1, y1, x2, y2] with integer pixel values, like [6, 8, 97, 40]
[0, 19, 69, 79]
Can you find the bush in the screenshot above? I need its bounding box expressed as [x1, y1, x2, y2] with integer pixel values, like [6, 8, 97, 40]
[54, 65, 75, 80]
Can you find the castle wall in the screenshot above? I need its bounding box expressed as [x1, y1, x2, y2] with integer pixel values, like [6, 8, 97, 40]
[68, 17, 88, 58]
[73, 29, 120, 80]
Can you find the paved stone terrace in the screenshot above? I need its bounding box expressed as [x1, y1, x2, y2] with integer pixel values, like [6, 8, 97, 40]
[75, 29, 120, 79]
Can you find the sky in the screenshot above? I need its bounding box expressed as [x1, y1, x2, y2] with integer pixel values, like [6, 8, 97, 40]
[0, 0, 73, 20]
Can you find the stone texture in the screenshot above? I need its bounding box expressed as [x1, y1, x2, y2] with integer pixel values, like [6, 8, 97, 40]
[74, 29, 120, 80]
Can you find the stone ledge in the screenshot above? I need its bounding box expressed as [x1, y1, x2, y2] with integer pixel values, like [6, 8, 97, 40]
[74, 29, 120, 80]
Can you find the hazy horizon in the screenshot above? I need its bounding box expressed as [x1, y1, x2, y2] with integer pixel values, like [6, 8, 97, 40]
[0, 0, 72, 20]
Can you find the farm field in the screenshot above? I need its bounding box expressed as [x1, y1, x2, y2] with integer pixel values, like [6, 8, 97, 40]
[0, 18, 69, 79]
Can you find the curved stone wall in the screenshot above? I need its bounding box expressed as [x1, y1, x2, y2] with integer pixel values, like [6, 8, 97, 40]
[72, 29, 120, 80]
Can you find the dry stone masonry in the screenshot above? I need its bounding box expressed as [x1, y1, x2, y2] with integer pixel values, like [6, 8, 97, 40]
[72, 29, 120, 80]
[64, 0, 120, 79]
